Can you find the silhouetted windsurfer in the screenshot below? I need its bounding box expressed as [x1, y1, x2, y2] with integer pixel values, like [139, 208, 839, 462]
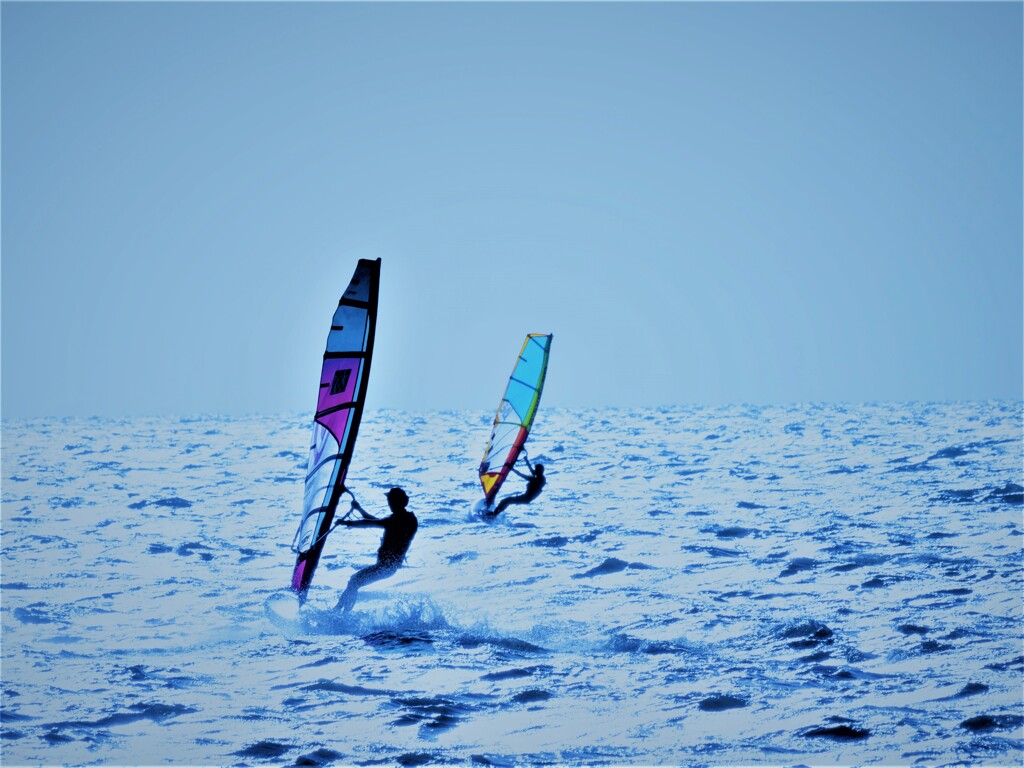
[487, 455, 545, 517]
[335, 487, 418, 612]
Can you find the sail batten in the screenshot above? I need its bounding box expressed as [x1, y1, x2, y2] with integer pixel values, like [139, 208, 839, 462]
[290, 258, 380, 597]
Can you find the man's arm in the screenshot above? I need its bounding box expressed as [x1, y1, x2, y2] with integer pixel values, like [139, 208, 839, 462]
[343, 518, 385, 528]
[341, 501, 383, 527]
[510, 466, 530, 480]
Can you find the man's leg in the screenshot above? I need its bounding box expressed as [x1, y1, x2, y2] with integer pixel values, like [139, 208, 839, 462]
[492, 493, 526, 516]
[336, 562, 397, 611]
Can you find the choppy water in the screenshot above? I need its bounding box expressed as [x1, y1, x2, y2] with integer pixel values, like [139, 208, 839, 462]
[2, 402, 1022, 766]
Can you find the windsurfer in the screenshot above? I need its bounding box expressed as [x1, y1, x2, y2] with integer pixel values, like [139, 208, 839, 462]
[334, 487, 418, 612]
[487, 455, 545, 517]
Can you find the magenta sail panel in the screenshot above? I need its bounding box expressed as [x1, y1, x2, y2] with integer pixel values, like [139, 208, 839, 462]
[316, 358, 361, 444]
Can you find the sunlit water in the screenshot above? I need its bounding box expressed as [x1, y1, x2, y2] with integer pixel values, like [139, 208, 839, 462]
[2, 403, 1022, 766]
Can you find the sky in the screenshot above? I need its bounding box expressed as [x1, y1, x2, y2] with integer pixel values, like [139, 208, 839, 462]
[2, 1, 1021, 418]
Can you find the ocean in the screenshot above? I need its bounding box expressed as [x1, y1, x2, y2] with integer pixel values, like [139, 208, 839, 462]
[1, 402, 1021, 766]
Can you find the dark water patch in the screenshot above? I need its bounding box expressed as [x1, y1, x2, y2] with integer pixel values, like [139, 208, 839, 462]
[757, 550, 788, 565]
[0, 710, 33, 723]
[13, 605, 56, 624]
[43, 729, 75, 744]
[295, 747, 345, 766]
[301, 679, 396, 696]
[128, 496, 194, 510]
[395, 754, 435, 767]
[713, 590, 754, 602]
[960, 714, 1024, 732]
[985, 482, 1024, 505]
[626, 561, 654, 570]
[157, 497, 194, 509]
[87, 459, 126, 473]
[928, 445, 970, 461]
[925, 531, 957, 539]
[729, 468, 758, 481]
[704, 546, 743, 558]
[46, 702, 196, 729]
[119, 666, 199, 690]
[573, 529, 606, 544]
[512, 689, 552, 704]
[826, 465, 864, 475]
[889, 460, 934, 473]
[736, 501, 766, 510]
[984, 656, 1024, 672]
[482, 665, 550, 682]
[934, 488, 981, 503]
[2, 730, 25, 740]
[230, 498, 255, 506]
[362, 631, 434, 649]
[798, 650, 832, 663]
[175, 542, 214, 561]
[1, 582, 31, 590]
[125, 664, 149, 681]
[779, 558, 818, 578]
[607, 633, 691, 656]
[238, 547, 263, 563]
[715, 526, 754, 539]
[802, 724, 870, 741]
[49, 496, 84, 509]
[235, 740, 294, 759]
[861, 575, 893, 589]
[955, 683, 989, 698]
[779, 620, 834, 650]
[530, 536, 569, 548]
[573, 557, 627, 578]
[297, 656, 338, 669]
[887, 532, 916, 547]
[831, 553, 889, 572]
[809, 665, 889, 681]
[447, 552, 477, 564]
[897, 624, 929, 635]
[148, 543, 174, 554]
[903, 587, 973, 606]
[390, 696, 474, 733]
[698, 695, 746, 711]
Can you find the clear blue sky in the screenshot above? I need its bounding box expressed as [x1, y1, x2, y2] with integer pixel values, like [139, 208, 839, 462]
[2, 2, 1021, 417]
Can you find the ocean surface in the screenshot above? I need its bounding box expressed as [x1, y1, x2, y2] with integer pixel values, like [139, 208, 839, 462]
[2, 402, 1022, 767]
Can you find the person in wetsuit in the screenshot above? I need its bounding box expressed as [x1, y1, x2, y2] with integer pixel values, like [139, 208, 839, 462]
[488, 455, 545, 517]
[335, 486, 418, 612]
